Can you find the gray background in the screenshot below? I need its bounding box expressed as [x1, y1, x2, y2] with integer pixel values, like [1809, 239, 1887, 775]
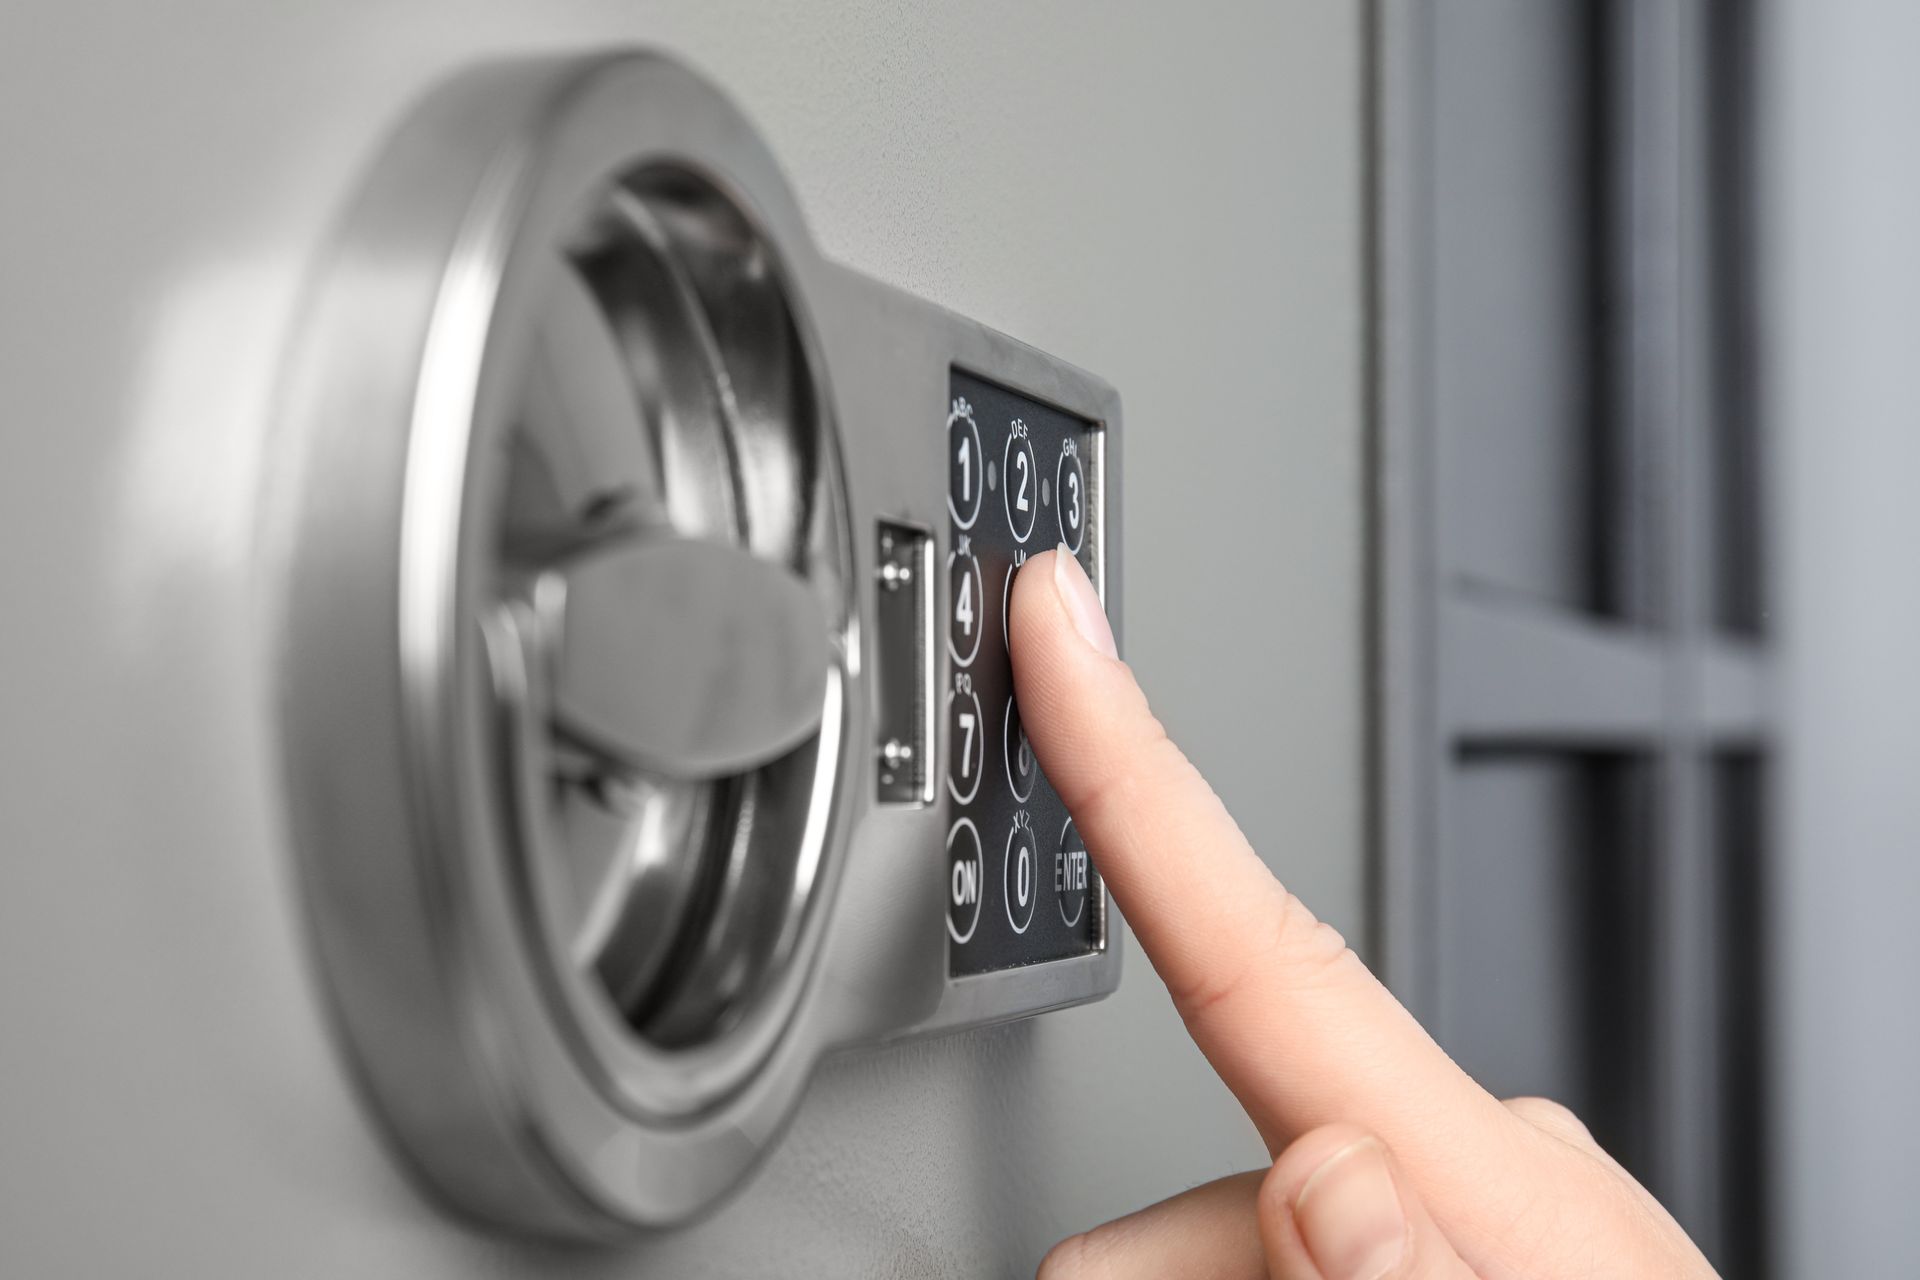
[0, 2, 1362, 1276]
[1767, 2, 1920, 1274]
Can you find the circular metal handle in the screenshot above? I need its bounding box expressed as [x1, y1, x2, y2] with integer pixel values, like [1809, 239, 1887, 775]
[496, 163, 848, 1049]
[549, 536, 833, 782]
[275, 51, 860, 1235]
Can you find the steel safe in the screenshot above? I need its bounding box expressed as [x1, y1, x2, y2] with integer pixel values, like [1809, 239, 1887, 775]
[0, 5, 1364, 1274]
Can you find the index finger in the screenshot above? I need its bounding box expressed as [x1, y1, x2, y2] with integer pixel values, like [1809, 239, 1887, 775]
[1009, 550, 1521, 1205]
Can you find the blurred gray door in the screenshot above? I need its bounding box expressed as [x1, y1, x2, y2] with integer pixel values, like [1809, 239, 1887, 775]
[1373, 1, 1770, 1275]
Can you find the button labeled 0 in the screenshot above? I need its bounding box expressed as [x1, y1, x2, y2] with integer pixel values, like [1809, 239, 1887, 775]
[1004, 811, 1038, 935]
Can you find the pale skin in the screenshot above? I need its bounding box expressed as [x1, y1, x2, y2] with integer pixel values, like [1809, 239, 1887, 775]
[1010, 549, 1718, 1280]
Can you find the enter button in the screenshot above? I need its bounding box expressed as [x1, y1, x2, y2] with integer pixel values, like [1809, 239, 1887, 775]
[1056, 816, 1090, 928]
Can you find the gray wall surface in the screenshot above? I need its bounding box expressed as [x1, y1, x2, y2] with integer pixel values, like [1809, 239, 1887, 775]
[1766, 3, 1920, 1275]
[0, 3, 1365, 1276]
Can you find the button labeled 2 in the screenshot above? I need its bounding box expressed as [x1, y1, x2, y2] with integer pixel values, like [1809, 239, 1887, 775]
[1003, 423, 1037, 543]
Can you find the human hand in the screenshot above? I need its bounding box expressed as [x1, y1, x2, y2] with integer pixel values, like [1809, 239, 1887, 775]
[1011, 549, 1715, 1280]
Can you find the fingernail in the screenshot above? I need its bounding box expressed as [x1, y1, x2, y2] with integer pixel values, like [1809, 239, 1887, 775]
[1051, 544, 1117, 659]
[1293, 1139, 1408, 1280]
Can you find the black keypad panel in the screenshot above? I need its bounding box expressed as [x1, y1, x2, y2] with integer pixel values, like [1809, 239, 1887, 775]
[946, 368, 1104, 975]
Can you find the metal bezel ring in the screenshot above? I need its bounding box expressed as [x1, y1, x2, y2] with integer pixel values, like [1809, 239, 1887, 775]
[272, 51, 861, 1238]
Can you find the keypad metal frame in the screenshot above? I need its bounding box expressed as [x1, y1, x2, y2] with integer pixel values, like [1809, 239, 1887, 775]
[825, 276, 1125, 1038]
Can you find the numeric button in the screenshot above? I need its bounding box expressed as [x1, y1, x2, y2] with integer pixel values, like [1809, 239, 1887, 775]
[1003, 813, 1037, 935]
[1056, 443, 1087, 554]
[948, 404, 983, 528]
[1003, 696, 1036, 802]
[1001, 558, 1020, 649]
[1003, 430, 1037, 543]
[948, 549, 983, 666]
[945, 684, 984, 804]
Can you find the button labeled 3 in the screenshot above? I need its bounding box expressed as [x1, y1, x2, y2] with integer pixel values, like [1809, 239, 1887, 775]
[1056, 440, 1087, 554]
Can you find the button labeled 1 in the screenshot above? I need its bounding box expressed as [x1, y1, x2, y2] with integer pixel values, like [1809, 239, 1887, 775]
[948, 401, 982, 528]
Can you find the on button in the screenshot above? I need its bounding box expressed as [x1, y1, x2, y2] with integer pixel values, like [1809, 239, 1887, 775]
[947, 818, 983, 944]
